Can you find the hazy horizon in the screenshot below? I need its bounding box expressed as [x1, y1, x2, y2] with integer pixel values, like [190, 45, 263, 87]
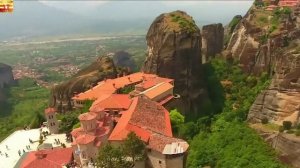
[0, 1, 253, 41]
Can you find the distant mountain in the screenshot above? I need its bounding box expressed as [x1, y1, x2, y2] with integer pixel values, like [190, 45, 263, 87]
[0, 1, 253, 41]
[0, 2, 148, 41]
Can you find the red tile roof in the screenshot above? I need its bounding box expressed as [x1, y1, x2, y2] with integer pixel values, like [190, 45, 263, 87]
[71, 127, 84, 138]
[135, 76, 173, 90]
[109, 96, 173, 142]
[44, 108, 56, 114]
[142, 82, 173, 100]
[148, 134, 189, 154]
[78, 113, 97, 121]
[75, 134, 96, 145]
[89, 94, 132, 112]
[72, 72, 158, 101]
[20, 148, 73, 168]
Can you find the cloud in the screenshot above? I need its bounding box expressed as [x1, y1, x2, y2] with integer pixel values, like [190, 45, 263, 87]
[39, 1, 108, 14]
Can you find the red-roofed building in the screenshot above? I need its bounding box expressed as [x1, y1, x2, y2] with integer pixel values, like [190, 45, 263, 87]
[109, 96, 188, 168]
[71, 110, 112, 166]
[70, 73, 187, 167]
[72, 72, 173, 107]
[19, 148, 73, 168]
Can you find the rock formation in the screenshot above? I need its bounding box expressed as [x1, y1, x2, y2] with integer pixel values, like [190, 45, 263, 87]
[201, 23, 224, 63]
[253, 126, 300, 168]
[142, 10, 208, 114]
[112, 51, 136, 71]
[247, 41, 300, 125]
[0, 63, 14, 88]
[50, 56, 118, 112]
[224, 4, 300, 125]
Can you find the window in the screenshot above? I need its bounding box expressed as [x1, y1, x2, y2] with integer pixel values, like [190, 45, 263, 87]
[159, 160, 162, 164]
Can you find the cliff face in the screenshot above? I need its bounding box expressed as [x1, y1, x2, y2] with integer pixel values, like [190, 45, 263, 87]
[112, 51, 136, 71]
[201, 23, 224, 63]
[51, 56, 117, 112]
[253, 127, 300, 168]
[247, 41, 300, 125]
[142, 10, 208, 114]
[225, 5, 300, 125]
[0, 63, 14, 89]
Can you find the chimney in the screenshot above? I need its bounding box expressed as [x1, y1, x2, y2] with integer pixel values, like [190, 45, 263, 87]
[35, 151, 47, 159]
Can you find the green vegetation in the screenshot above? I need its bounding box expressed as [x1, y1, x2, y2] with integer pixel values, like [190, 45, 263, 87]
[170, 109, 185, 133]
[96, 132, 145, 168]
[0, 78, 49, 141]
[182, 58, 287, 167]
[118, 85, 135, 94]
[0, 37, 146, 84]
[282, 121, 292, 130]
[170, 13, 197, 33]
[96, 144, 130, 168]
[57, 100, 94, 134]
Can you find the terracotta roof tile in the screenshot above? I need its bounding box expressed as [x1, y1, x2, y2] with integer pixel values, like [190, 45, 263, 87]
[71, 127, 84, 138]
[109, 96, 172, 141]
[89, 94, 132, 112]
[20, 148, 73, 168]
[148, 134, 188, 154]
[142, 82, 173, 100]
[72, 72, 158, 101]
[75, 134, 96, 145]
[44, 108, 56, 114]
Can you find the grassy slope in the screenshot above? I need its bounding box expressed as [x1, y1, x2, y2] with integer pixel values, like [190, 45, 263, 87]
[185, 58, 287, 168]
[0, 78, 49, 141]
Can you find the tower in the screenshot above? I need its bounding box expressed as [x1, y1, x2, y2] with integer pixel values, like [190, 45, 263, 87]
[44, 108, 59, 134]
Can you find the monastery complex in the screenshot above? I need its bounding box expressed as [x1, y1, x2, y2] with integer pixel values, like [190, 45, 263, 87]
[41, 72, 188, 168]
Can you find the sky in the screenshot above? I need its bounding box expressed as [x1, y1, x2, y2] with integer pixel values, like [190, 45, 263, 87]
[0, 1, 254, 40]
[38, 1, 254, 23]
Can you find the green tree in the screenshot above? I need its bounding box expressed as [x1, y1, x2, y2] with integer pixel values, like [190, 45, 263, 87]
[282, 121, 292, 130]
[170, 109, 185, 133]
[96, 144, 130, 168]
[122, 132, 146, 164]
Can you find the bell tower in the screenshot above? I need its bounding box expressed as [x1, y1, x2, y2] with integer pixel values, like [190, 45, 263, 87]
[44, 108, 59, 134]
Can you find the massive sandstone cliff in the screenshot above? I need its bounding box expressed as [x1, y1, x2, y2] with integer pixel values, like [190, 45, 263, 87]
[0, 63, 14, 88]
[142, 10, 208, 114]
[201, 23, 224, 63]
[51, 56, 118, 112]
[224, 5, 300, 125]
[226, 5, 300, 166]
[0, 63, 14, 102]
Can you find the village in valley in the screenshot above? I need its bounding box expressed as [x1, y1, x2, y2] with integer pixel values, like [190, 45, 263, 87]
[3, 0, 300, 168]
[0, 72, 188, 168]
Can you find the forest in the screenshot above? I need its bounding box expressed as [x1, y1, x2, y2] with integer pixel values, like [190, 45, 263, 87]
[173, 58, 287, 168]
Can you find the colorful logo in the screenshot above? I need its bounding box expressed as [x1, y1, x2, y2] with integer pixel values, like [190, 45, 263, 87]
[0, 0, 13, 13]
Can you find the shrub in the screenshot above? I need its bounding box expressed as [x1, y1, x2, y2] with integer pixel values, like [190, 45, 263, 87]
[295, 130, 300, 136]
[279, 126, 284, 133]
[286, 130, 294, 134]
[261, 117, 269, 124]
[282, 121, 292, 130]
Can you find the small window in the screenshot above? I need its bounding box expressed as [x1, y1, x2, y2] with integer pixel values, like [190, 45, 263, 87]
[159, 160, 162, 164]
